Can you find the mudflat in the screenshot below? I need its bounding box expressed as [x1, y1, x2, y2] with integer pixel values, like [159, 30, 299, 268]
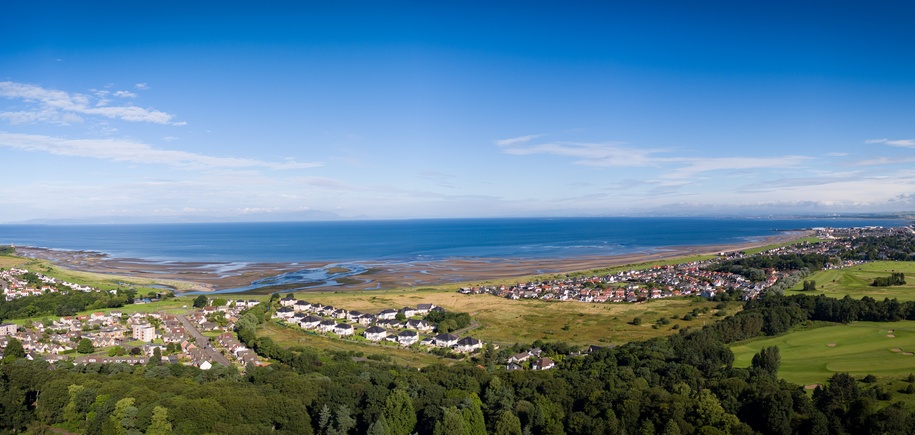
[13, 233, 801, 293]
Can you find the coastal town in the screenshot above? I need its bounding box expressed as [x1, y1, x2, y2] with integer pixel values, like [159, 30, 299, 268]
[461, 226, 911, 304]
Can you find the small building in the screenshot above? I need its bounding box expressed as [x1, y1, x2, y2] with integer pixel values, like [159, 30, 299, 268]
[396, 330, 418, 346]
[364, 326, 387, 342]
[433, 333, 459, 348]
[454, 337, 482, 353]
[334, 323, 354, 337]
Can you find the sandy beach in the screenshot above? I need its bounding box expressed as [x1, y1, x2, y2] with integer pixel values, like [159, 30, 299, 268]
[12, 232, 807, 293]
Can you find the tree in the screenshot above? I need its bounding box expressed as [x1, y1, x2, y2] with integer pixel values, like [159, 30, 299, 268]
[494, 411, 522, 435]
[150, 347, 162, 366]
[193, 295, 208, 308]
[434, 407, 465, 435]
[751, 346, 781, 377]
[2, 337, 26, 361]
[146, 406, 172, 435]
[77, 338, 95, 354]
[382, 389, 416, 435]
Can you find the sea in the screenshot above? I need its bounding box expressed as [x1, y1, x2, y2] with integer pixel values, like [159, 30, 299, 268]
[0, 217, 907, 263]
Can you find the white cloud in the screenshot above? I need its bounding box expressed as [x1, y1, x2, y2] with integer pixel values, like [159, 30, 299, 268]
[494, 134, 544, 147]
[0, 132, 322, 170]
[865, 138, 915, 147]
[135, 83, 149, 90]
[0, 81, 180, 125]
[113, 90, 137, 98]
[499, 140, 662, 167]
[496, 137, 810, 176]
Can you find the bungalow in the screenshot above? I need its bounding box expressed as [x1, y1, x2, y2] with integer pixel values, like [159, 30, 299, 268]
[405, 319, 433, 332]
[433, 333, 459, 348]
[364, 326, 387, 342]
[334, 323, 354, 337]
[508, 351, 533, 364]
[419, 337, 435, 347]
[533, 357, 556, 370]
[396, 330, 418, 346]
[376, 319, 402, 329]
[454, 337, 482, 353]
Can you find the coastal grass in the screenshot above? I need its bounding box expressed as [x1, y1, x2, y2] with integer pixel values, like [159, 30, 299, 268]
[785, 261, 915, 301]
[258, 320, 445, 368]
[291, 288, 740, 346]
[4, 256, 208, 293]
[731, 320, 915, 386]
[0, 255, 30, 269]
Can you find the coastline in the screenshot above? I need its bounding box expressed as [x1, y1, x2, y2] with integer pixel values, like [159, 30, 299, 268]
[10, 231, 809, 294]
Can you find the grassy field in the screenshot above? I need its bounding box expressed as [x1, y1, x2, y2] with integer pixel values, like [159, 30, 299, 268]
[289, 288, 739, 346]
[0, 255, 206, 293]
[732, 321, 915, 386]
[785, 261, 915, 301]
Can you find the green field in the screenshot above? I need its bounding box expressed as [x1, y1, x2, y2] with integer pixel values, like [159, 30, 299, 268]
[786, 261, 915, 301]
[732, 321, 915, 386]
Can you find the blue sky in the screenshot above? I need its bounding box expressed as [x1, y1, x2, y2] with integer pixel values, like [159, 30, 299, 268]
[2, 1, 915, 222]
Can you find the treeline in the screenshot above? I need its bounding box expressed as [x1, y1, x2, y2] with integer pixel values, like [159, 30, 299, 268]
[715, 253, 832, 279]
[6, 293, 915, 434]
[424, 310, 471, 333]
[873, 273, 906, 287]
[0, 245, 14, 255]
[0, 288, 136, 320]
[841, 235, 915, 261]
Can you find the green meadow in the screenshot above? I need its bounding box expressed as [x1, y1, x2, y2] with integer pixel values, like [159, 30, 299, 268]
[732, 321, 915, 386]
[786, 261, 915, 301]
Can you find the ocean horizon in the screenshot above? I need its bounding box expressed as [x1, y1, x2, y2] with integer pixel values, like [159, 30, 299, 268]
[0, 217, 907, 264]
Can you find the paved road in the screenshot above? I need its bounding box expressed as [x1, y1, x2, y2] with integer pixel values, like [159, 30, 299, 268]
[176, 314, 232, 366]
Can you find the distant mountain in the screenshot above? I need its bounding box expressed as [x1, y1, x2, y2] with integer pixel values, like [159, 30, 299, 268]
[4, 209, 349, 225]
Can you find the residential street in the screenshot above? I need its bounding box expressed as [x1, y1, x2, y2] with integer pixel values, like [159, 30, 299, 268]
[176, 314, 231, 366]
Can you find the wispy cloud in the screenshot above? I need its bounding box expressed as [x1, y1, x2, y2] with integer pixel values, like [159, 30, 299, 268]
[498, 140, 663, 167]
[495, 136, 810, 176]
[865, 138, 915, 147]
[494, 134, 544, 147]
[135, 83, 149, 90]
[0, 81, 181, 125]
[0, 132, 321, 170]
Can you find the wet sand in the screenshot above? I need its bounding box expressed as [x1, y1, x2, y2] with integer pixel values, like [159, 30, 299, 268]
[13, 232, 806, 293]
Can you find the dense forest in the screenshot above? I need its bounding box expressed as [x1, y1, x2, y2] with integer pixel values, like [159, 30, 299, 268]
[3, 292, 915, 434]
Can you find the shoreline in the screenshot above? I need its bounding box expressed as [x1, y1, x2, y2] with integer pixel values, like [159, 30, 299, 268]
[10, 232, 809, 293]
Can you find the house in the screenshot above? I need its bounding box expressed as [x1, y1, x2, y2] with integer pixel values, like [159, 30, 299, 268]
[399, 307, 418, 318]
[533, 357, 555, 370]
[377, 309, 398, 320]
[275, 307, 295, 319]
[334, 323, 354, 337]
[358, 314, 376, 326]
[364, 326, 387, 342]
[396, 330, 418, 346]
[454, 337, 482, 353]
[405, 319, 433, 332]
[279, 294, 297, 307]
[317, 320, 336, 333]
[433, 333, 459, 348]
[294, 300, 312, 312]
[506, 362, 523, 371]
[508, 351, 532, 364]
[377, 319, 402, 330]
[299, 316, 323, 329]
[415, 303, 435, 315]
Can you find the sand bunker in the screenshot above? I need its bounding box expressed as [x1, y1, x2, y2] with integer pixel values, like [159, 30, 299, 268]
[804, 384, 821, 390]
[888, 334, 897, 338]
[904, 352, 914, 356]
[892, 348, 903, 352]
[826, 343, 837, 347]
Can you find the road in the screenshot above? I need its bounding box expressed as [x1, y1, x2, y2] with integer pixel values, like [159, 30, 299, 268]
[176, 314, 232, 366]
